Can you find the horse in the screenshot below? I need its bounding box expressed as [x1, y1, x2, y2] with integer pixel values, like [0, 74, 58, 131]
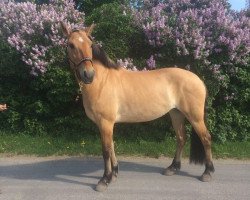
[60, 22, 215, 192]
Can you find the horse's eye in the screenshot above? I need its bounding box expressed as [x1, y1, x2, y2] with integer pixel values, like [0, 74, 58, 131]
[69, 43, 75, 49]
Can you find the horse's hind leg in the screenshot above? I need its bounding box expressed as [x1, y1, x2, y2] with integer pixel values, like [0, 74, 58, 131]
[189, 119, 215, 182]
[164, 109, 186, 176]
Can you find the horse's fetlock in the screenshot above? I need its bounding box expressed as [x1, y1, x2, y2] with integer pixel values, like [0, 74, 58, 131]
[173, 161, 181, 170]
[101, 173, 112, 184]
[171, 158, 181, 170]
[205, 162, 215, 173]
[112, 164, 119, 176]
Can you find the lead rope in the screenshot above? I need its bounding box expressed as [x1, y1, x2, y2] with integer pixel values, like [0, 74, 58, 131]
[78, 81, 85, 91]
[75, 81, 85, 102]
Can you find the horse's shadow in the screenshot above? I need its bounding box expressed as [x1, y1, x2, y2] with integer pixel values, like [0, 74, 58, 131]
[0, 157, 200, 190]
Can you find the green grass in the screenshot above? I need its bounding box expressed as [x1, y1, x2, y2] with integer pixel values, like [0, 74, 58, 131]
[0, 130, 249, 159]
[0, 132, 101, 156]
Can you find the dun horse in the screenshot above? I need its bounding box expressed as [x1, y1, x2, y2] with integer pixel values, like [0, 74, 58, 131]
[61, 22, 215, 192]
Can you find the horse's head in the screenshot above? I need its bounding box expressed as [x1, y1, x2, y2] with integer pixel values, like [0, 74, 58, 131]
[61, 22, 95, 84]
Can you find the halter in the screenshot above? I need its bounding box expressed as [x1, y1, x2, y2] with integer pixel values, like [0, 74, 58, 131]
[68, 56, 93, 68]
[65, 43, 93, 68]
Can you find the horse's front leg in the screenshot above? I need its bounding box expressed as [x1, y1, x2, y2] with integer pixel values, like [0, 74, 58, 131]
[96, 119, 118, 192]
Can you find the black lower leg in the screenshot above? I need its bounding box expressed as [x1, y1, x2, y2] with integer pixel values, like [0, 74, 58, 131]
[99, 173, 112, 186]
[164, 158, 181, 176]
[95, 151, 112, 192]
[100, 149, 112, 185]
[112, 164, 119, 177]
[98, 164, 118, 186]
[169, 158, 181, 170]
[200, 161, 215, 182]
[204, 162, 215, 174]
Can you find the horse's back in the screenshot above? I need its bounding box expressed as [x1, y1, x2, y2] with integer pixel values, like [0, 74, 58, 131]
[120, 67, 206, 98]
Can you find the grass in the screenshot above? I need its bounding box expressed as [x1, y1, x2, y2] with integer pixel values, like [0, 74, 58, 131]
[0, 130, 249, 159]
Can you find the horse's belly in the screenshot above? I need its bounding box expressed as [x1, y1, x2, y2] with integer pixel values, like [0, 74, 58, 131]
[115, 103, 173, 123]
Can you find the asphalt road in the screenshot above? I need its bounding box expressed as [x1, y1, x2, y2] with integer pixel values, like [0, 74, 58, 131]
[0, 156, 249, 200]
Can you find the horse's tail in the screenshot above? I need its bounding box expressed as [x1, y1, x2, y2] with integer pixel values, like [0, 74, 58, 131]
[189, 128, 206, 164]
[189, 98, 207, 165]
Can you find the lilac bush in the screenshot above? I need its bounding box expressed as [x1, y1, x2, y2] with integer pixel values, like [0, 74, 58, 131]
[133, 0, 250, 83]
[117, 58, 139, 71]
[117, 56, 157, 71]
[0, 0, 84, 75]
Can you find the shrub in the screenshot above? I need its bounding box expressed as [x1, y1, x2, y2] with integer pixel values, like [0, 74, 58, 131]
[0, 0, 84, 135]
[0, 38, 81, 135]
[85, 2, 151, 69]
[74, 0, 122, 15]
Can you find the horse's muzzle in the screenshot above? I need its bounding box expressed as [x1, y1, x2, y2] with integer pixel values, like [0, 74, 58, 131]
[80, 68, 95, 84]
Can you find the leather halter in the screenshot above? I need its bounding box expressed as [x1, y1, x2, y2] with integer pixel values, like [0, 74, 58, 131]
[68, 56, 93, 68]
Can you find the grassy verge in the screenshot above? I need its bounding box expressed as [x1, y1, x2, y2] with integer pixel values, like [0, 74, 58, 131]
[0, 131, 249, 159]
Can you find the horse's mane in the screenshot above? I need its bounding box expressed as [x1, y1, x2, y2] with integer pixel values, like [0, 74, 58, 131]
[92, 44, 120, 69]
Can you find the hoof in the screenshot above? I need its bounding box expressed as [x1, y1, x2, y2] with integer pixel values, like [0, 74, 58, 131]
[95, 182, 108, 192]
[200, 173, 212, 182]
[163, 167, 177, 176]
[95, 174, 113, 192]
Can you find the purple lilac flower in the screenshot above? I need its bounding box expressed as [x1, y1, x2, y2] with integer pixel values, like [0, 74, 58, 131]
[0, 0, 85, 76]
[146, 55, 156, 69]
[117, 58, 138, 71]
[133, 0, 250, 82]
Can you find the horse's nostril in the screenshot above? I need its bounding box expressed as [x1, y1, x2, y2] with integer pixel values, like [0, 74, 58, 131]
[84, 70, 88, 78]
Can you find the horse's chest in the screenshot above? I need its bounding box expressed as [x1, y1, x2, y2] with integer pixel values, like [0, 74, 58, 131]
[82, 100, 96, 122]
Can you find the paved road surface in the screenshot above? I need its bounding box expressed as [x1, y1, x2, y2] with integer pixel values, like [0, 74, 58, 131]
[0, 156, 249, 200]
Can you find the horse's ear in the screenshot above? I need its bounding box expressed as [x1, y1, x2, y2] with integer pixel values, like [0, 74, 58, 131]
[60, 22, 71, 37]
[85, 24, 95, 36]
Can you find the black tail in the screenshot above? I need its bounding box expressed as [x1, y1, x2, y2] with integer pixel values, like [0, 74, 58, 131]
[189, 128, 206, 164]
